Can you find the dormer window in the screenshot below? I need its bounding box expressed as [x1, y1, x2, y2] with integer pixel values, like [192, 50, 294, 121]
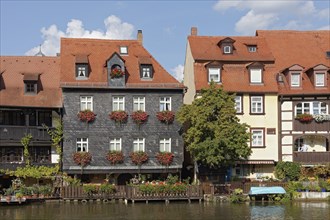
[218, 37, 235, 55]
[75, 55, 89, 79]
[291, 72, 301, 87]
[248, 46, 257, 52]
[120, 46, 128, 55]
[315, 72, 325, 87]
[208, 67, 221, 83]
[141, 64, 153, 79]
[23, 73, 39, 95]
[247, 62, 264, 84]
[224, 46, 231, 54]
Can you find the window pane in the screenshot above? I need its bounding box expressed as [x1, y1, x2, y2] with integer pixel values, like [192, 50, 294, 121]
[250, 69, 262, 83]
[315, 73, 324, 86]
[208, 68, 220, 82]
[291, 73, 300, 87]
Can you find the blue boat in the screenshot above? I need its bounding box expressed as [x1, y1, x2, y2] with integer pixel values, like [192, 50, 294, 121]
[248, 187, 286, 201]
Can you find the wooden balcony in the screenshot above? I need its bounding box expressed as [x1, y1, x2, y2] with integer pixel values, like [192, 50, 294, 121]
[294, 120, 330, 132]
[0, 126, 52, 141]
[293, 151, 330, 164]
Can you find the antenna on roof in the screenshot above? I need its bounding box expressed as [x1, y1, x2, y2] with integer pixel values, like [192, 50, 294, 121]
[35, 44, 45, 57]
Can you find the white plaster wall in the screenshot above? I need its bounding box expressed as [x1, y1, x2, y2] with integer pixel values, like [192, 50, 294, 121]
[282, 121, 293, 130]
[282, 112, 293, 120]
[282, 155, 293, 162]
[282, 136, 293, 145]
[281, 101, 292, 111]
[282, 146, 293, 154]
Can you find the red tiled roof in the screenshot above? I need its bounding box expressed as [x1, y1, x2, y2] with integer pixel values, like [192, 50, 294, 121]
[256, 30, 330, 95]
[60, 38, 183, 89]
[0, 56, 62, 108]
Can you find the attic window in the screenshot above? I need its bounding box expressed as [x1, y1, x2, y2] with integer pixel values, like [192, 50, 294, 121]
[120, 46, 128, 55]
[291, 72, 301, 87]
[326, 51, 330, 59]
[248, 46, 257, 52]
[224, 46, 231, 54]
[23, 73, 39, 95]
[140, 64, 153, 79]
[75, 55, 89, 79]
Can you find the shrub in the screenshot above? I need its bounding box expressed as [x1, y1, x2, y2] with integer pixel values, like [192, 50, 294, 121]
[229, 188, 248, 203]
[83, 184, 99, 197]
[99, 183, 116, 194]
[274, 161, 301, 181]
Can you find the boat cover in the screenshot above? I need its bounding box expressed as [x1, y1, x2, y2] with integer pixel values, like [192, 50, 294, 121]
[248, 186, 286, 195]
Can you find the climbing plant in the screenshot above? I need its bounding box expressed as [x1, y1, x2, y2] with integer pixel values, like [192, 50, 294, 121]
[21, 134, 33, 165]
[43, 119, 63, 164]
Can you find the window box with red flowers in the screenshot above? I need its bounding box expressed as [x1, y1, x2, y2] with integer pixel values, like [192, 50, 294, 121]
[130, 151, 148, 165]
[106, 151, 124, 165]
[109, 111, 128, 124]
[131, 111, 149, 125]
[77, 110, 96, 123]
[73, 152, 92, 167]
[295, 114, 313, 123]
[156, 152, 174, 166]
[110, 68, 125, 78]
[156, 111, 175, 125]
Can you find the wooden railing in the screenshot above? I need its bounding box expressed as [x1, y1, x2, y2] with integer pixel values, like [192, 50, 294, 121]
[0, 126, 52, 141]
[293, 152, 330, 164]
[61, 185, 126, 199]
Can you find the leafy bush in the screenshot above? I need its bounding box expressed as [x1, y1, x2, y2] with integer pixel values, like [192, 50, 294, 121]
[99, 183, 116, 194]
[83, 184, 99, 196]
[39, 185, 52, 196]
[275, 161, 301, 181]
[229, 188, 247, 203]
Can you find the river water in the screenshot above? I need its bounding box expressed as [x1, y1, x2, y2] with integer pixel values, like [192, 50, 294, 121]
[1, 201, 329, 220]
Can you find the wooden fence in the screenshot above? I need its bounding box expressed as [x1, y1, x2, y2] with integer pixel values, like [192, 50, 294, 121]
[61, 185, 126, 200]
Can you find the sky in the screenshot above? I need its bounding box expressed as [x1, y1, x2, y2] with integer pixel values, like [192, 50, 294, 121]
[1, 0, 329, 81]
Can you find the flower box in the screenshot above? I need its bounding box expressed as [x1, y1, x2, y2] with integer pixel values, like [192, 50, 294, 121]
[73, 152, 92, 167]
[110, 68, 125, 78]
[77, 110, 96, 123]
[156, 152, 174, 166]
[106, 151, 124, 165]
[156, 111, 175, 124]
[109, 111, 128, 124]
[130, 151, 148, 165]
[295, 114, 313, 123]
[131, 111, 149, 125]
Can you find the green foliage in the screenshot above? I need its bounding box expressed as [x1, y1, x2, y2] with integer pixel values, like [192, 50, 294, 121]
[44, 119, 63, 162]
[229, 188, 247, 203]
[5, 165, 59, 180]
[274, 161, 301, 181]
[63, 174, 81, 186]
[166, 174, 179, 185]
[83, 184, 99, 196]
[4, 187, 14, 196]
[21, 134, 33, 165]
[39, 185, 53, 196]
[177, 82, 251, 167]
[99, 183, 116, 194]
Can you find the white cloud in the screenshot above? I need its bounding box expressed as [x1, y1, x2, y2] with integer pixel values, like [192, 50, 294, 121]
[171, 64, 184, 82]
[25, 15, 134, 56]
[318, 25, 330, 30]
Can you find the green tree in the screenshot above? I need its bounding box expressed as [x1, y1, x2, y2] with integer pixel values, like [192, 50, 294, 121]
[274, 161, 301, 181]
[177, 82, 251, 173]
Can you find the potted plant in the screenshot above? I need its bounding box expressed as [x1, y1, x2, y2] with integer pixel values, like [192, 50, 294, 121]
[110, 68, 125, 78]
[77, 109, 96, 123]
[295, 114, 313, 123]
[109, 111, 128, 124]
[156, 111, 175, 125]
[73, 152, 92, 167]
[15, 192, 24, 203]
[130, 151, 148, 165]
[4, 188, 13, 203]
[99, 183, 116, 196]
[156, 152, 174, 166]
[131, 111, 149, 126]
[106, 151, 124, 165]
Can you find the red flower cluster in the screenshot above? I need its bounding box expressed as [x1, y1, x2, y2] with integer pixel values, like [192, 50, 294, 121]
[73, 152, 92, 167]
[77, 110, 96, 123]
[156, 111, 175, 124]
[110, 68, 125, 78]
[131, 111, 149, 125]
[130, 151, 148, 165]
[156, 152, 174, 166]
[296, 114, 313, 123]
[106, 151, 124, 165]
[109, 111, 128, 123]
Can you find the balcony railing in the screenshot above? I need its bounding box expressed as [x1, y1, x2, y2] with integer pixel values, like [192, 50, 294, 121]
[293, 151, 330, 164]
[0, 126, 52, 141]
[294, 120, 330, 132]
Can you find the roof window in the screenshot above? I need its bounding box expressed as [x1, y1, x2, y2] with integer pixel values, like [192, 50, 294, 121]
[120, 46, 128, 55]
[248, 46, 257, 52]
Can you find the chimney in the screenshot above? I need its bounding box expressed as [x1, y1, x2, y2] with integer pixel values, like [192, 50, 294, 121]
[137, 30, 143, 45]
[191, 27, 197, 36]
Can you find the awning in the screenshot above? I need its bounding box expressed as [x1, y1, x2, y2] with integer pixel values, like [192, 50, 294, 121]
[23, 73, 39, 81]
[75, 54, 89, 64]
[236, 160, 275, 165]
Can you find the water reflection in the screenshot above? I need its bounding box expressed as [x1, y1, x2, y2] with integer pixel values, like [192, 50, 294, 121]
[0, 201, 329, 220]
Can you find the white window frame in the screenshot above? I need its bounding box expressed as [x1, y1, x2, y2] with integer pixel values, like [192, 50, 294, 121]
[142, 67, 151, 78]
[160, 138, 171, 152]
[250, 96, 263, 114]
[110, 138, 122, 151]
[224, 46, 231, 54]
[80, 96, 93, 111]
[315, 73, 325, 87]
[133, 96, 145, 111]
[291, 73, 301, 87]
[235, 96, 242, 113]
[250, 68, 262, 84]
[295, 101, 328, 115]
[133, 138, 145, 152]
[112, 96, 125, 111]
[160, 97, 171, 111]
[119, 46, 128, 55]
[251, 129, 264, 147]
[76, 138, 88, 152]
[77, 66, 87, 78]
[248, 46, 257, 52]
[208, 68, 221, 83]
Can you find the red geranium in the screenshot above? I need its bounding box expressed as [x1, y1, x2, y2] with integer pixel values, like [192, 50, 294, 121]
[109, 111, 128, 124]
[131, 111, 149, 125]
[130, 151, 148, 165]
[77, 110, 96, 123]
[156, 111, 175, 124]
[73, 152, 92, 167]
[110, 68, 125, 78]
[106, 151, 124, 165]
[296, 114, 313, 123]
[156, 152, 174, 166]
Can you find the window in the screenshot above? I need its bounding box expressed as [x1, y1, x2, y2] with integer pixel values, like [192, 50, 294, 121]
[251, 129, 264, 147]
[208, 68, 221, 83]
[120, 46, 128, 55]
[133, 138, 145, 152]
[315, 73, 325, 87]
[250, 96, 263, 114]
[25, 82, 37, 94]
[291, 73, 300, 87]
[235, 96, 242, 113]
[38, 111, 52, 127]
[76, 64, 89, 79]
[0, 147, 23, 163]
[160, 97, 171, 111]
[248, 46, 257, 52]
[160, 138, 171, 152]
[224, 46, 231, 54]
[112, 96, 125, 111]
[296, 101, 327, 115]
[133, 96, 145, 111]
[140, 65, 152, 79]
[80, 96, 93, 111]
[76, 138, 88, 152]
[250, 69, 262, 84]
[0, 110, 25, 126]
[110, 138, 122, 151]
